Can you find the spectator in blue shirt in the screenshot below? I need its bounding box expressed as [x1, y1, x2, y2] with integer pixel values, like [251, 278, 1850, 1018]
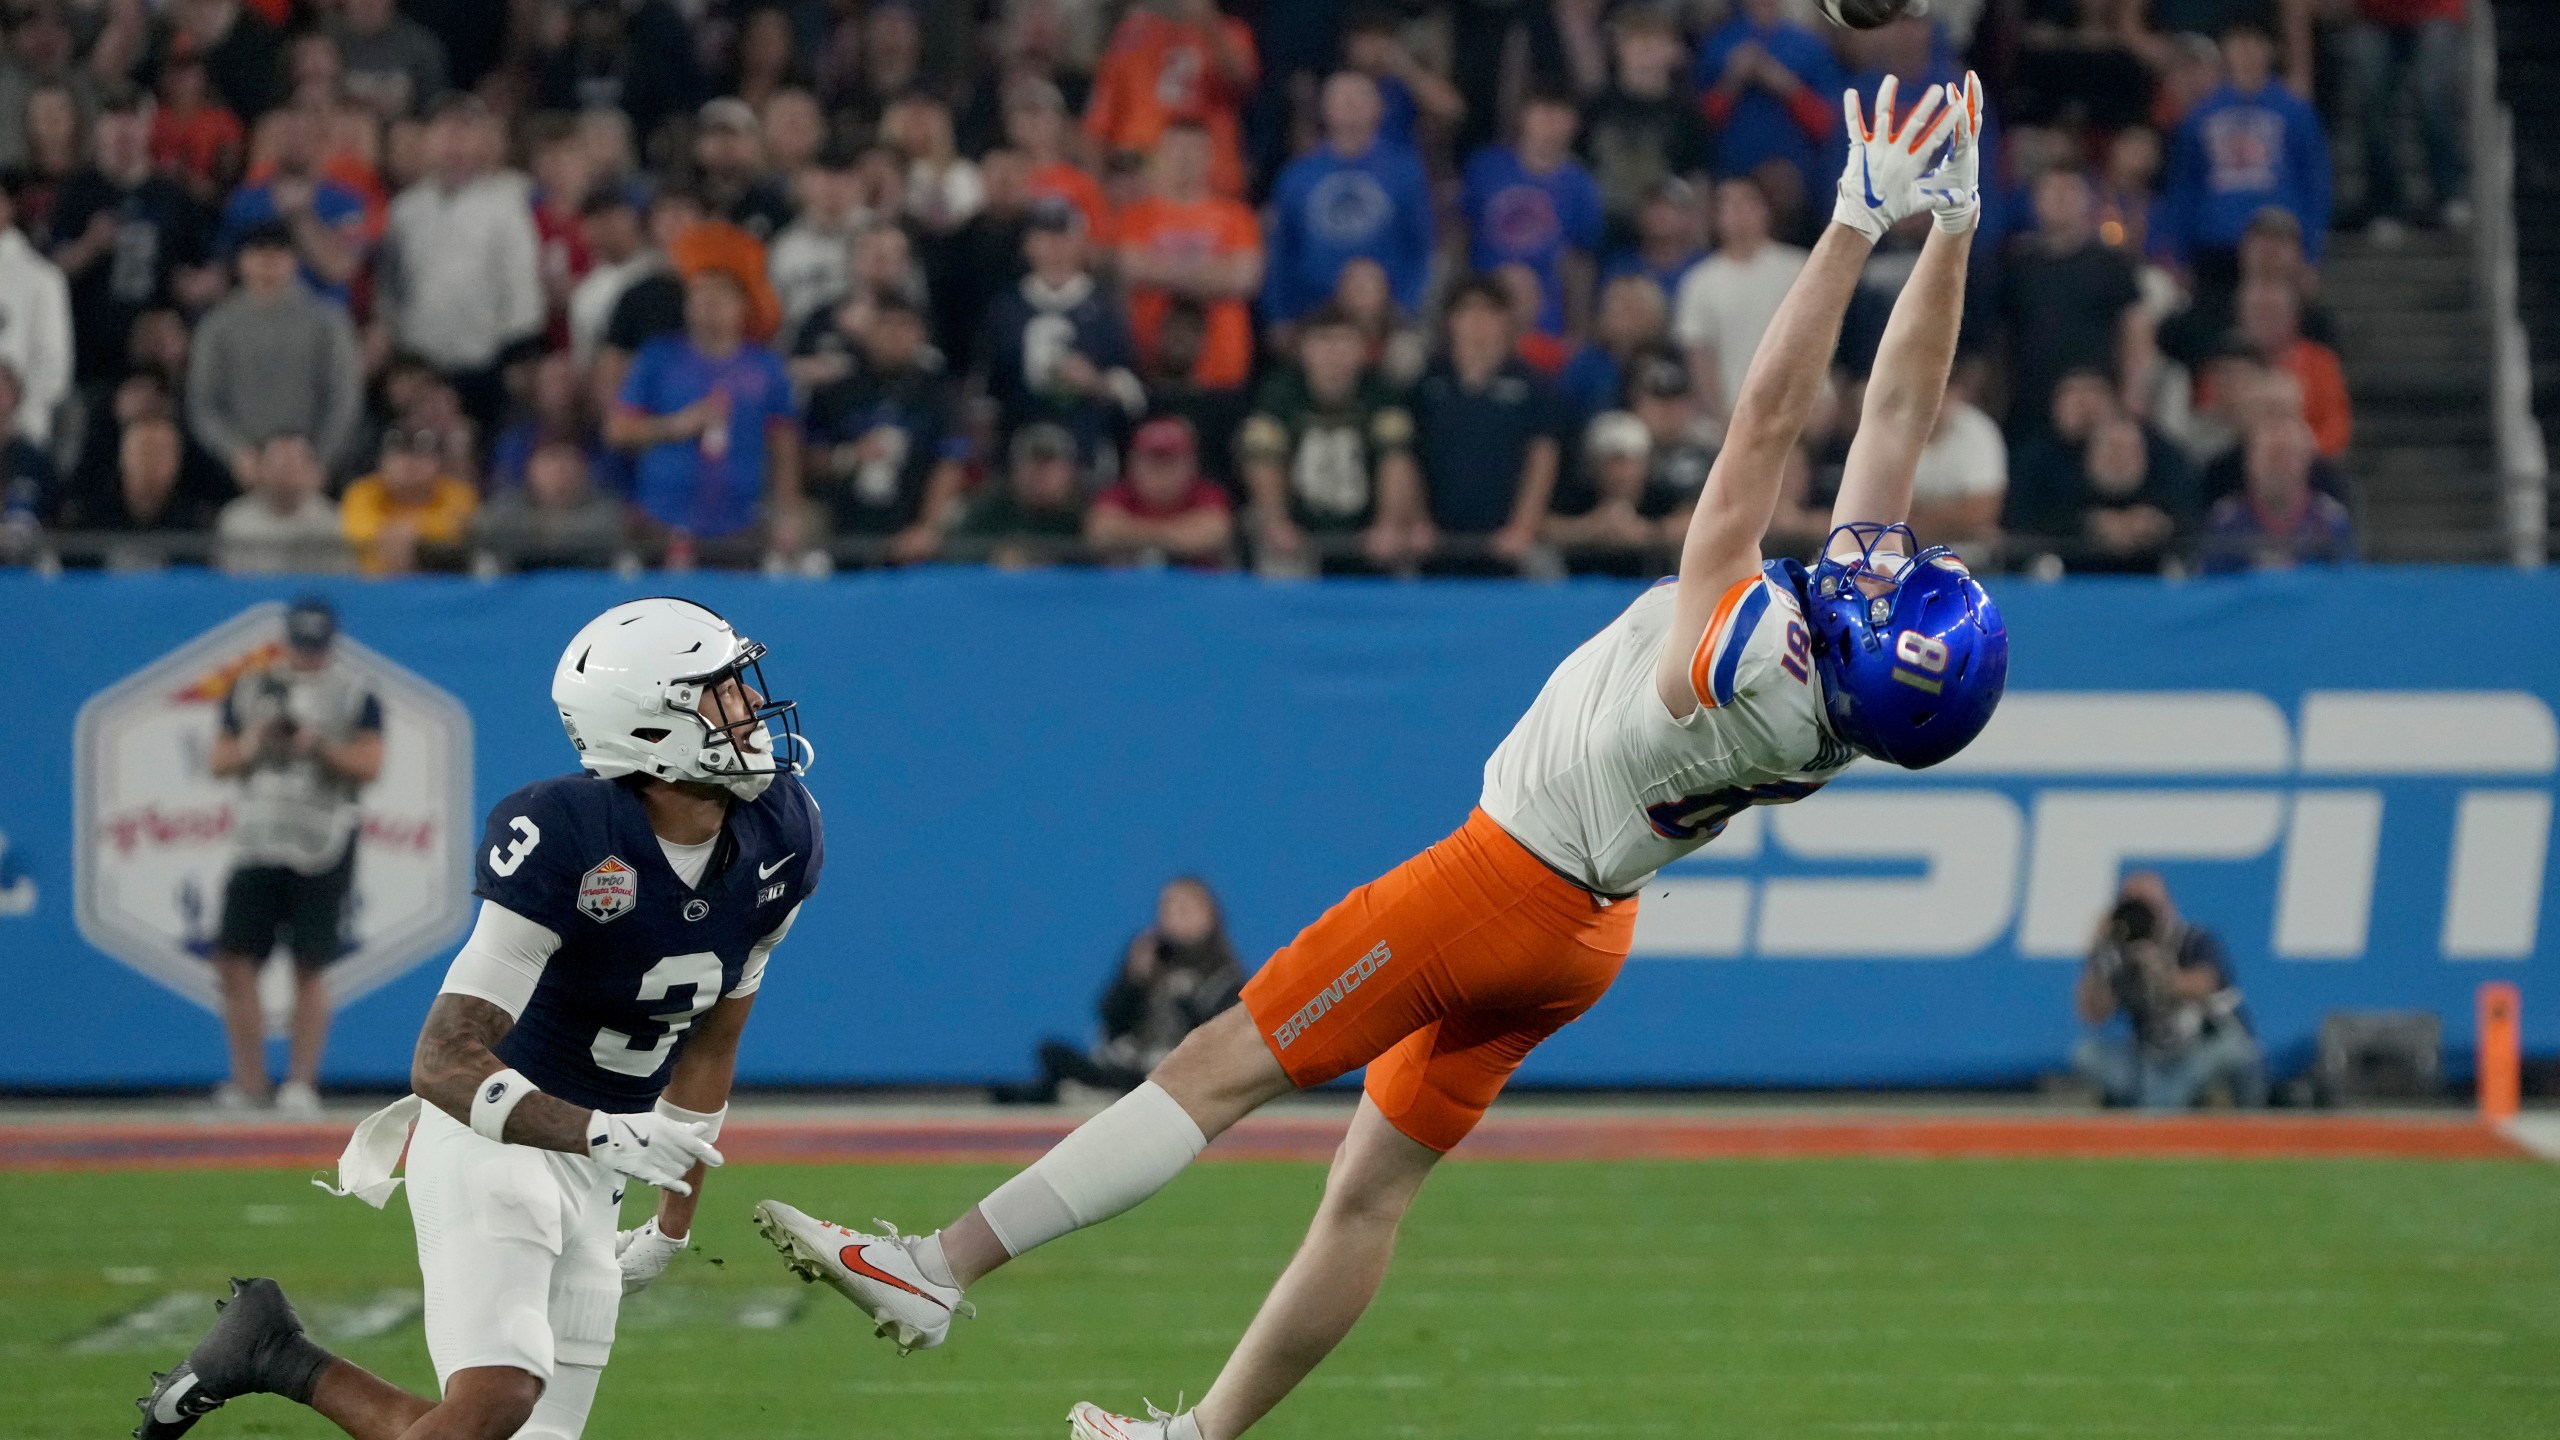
[605, 267, 802, 564]
[215, 109, 367, 306]
[2198, 416, 2356, 574]
[2163, 21, 2333, 288]
[1263, 71, 1435, 328]
[1693, 0, 1843, 235]
[1459, 90, 1604, 339]
[1560, 272, 1670, 419]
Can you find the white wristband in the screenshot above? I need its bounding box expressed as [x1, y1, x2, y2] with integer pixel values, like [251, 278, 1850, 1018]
[654, 1095, 727, 1143]
[470, 1067, 540, 1141]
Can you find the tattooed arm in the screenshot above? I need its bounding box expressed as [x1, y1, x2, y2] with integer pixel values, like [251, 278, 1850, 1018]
[409, 993, 595, 1153]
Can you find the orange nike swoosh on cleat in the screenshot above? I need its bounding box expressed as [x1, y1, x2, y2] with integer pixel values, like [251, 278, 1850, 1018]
[838, 1244, 951, 1311]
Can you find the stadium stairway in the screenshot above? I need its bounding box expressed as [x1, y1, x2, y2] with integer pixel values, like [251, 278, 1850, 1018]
[2325, 227, 2507, 562]
[2494, 2, 2560, 559]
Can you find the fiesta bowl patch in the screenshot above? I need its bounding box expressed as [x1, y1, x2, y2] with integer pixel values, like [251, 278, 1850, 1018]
[579, 856, 639, 923]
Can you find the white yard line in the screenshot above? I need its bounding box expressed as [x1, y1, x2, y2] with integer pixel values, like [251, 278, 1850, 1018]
[64, 1291, 211, 1355]
[2506, 1114, 2560, 1161]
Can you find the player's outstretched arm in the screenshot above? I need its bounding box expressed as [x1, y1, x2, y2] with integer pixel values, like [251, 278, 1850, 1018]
[1667, 226, 1869, 603]
[1830, 72, 1983, 549]
[1658, 77, 1954, 715]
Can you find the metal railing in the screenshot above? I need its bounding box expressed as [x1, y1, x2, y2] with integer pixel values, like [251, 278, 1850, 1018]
[6, 526, 2382, 582]
[2473, 0, 2550, 566]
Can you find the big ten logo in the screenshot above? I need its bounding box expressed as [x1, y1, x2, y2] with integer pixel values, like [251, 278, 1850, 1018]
[1632, 692, 2555, 963]
[73, 604, 475, 1022]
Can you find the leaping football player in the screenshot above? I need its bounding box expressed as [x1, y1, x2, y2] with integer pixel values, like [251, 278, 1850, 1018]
[135, 598, 823, 1440]
[757, 74, 2000, 1440]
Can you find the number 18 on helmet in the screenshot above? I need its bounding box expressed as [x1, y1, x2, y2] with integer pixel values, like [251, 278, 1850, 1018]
[1798, 522, 2007, 770]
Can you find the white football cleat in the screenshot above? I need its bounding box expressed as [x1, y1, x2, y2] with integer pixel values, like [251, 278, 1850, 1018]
[1068, 1399, 1191, 1440]
[753, 1200, 970, 1353]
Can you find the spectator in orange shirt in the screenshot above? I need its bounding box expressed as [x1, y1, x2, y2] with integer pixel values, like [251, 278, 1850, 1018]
[1115, 122, 1264, 391]
[668, 210, 782, 344]
[152, 55, 247, 206]
[340, 425, 477, 574]
[1009, 78, 1110, 240]
[1084, 0, 1258, 198]
[2237, 279, 2350, 458]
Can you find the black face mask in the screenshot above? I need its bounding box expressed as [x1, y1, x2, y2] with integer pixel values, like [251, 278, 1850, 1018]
[690, 640, 808, 778]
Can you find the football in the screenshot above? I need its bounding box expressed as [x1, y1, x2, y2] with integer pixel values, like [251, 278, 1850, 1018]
[1820, 0, 1918, 28]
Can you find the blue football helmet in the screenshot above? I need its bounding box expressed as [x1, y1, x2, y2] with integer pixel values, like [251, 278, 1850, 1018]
[1795, 522, 2007, 769]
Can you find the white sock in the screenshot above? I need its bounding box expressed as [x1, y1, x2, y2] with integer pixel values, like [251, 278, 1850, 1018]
[1166, 1410, 1205, 1440]
[978, 1081, 1208, 1257]
[910, 1230, 958, 1290]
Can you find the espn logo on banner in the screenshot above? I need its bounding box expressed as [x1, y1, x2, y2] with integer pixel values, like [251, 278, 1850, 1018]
[1631, 691, 2555, 963]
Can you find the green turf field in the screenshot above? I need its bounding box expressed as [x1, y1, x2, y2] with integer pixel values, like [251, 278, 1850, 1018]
[10, 1157, 2558, 1439]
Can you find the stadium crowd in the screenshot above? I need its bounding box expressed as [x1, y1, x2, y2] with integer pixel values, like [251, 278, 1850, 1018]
[0, 0, 2467, 579]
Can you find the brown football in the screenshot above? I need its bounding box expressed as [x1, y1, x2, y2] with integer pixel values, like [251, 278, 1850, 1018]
[1821, 0, 1917, 30]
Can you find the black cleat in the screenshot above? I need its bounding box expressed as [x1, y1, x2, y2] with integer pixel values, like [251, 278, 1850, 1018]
[133, 1278, 323, 1440]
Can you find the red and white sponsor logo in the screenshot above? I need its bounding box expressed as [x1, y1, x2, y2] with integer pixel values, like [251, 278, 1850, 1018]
[579, 856, 639, 923]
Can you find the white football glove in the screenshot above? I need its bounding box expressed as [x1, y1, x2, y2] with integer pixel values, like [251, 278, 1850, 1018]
[1920, 71, 1985, 234]
[615, 1216, 689, 1295]
[1830, 74, 1957, 243]
[587, 1109, 724, 1195]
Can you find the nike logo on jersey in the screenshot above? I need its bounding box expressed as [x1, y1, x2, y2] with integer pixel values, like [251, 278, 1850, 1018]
[838, 1244, 951, 1310]
[758, 854, 794, 879]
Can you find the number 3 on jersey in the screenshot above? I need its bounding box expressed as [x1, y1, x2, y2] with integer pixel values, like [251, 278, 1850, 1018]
[487, 816, 540, 877]
[1645, 779, 1828, 842]
[592, 951, 722, 1076]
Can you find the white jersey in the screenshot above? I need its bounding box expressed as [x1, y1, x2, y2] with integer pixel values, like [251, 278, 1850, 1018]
[1481, 565, 1857, 896]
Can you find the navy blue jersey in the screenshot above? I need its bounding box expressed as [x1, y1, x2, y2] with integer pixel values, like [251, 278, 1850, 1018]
[472, 772, 823, 1111]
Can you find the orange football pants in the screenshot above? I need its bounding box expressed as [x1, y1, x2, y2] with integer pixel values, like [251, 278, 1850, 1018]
[1239, 808, 1637, 1152]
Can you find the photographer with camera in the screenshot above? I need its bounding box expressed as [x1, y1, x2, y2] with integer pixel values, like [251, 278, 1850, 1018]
[2072, 872, 2267, 1110]
[205, 596, 385, 1116]
[994, 876, 1245, 1105]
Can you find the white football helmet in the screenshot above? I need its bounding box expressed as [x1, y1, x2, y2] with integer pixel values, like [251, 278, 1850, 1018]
[551, 598, 810, 800]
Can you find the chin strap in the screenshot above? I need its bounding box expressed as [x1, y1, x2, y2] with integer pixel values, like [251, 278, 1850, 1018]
[775, 730, 817, 776]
